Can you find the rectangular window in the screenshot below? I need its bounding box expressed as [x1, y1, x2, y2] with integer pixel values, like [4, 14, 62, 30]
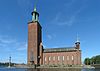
[58, 56, 60, 61]
[63, 56, 64, 61]
[72, 56, 74, 60]
[49, 56, 51, 61]
[45, 57, 46, 61]
[67, 56, 69, 60]
[53, 56, 55, 61]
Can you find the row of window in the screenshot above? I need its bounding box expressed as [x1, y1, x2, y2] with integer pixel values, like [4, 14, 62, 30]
[44, 56, 74, 61]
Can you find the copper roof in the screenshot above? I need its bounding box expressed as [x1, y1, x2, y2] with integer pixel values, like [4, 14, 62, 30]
[43, 47, 79, 53]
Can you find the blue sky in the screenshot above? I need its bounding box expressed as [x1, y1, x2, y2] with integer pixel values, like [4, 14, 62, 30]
[0, 0, 100, 64]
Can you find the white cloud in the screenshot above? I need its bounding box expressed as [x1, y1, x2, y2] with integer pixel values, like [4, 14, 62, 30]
[0, 35, 27, 51]
[46, 34, 56, 40]
[47, 34, 52, 40]
[0, 38, 16, 44]
[0, 43, 6, 47]
[64, 0, 75, 8]
[0, 35, 27, 63]
[17, 42, 27, 51]
[51, 5, 85, 27]
[0, 35, 16, 48]
[57, 15, 75, 26]
[17, 0, 33, 12]
[17, 0, 31, 7]
[51, 13, 75, 26]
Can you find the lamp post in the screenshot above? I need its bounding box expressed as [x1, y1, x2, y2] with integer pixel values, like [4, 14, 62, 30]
[8, 56, 11, 67]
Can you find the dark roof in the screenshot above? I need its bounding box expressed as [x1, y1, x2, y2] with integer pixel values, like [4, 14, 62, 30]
[43, 47, 79, 53]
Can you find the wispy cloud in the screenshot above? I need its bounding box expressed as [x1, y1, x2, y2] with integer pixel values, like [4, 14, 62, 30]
[51, 12, 75, 26]
[56, 15, 75, 26]
[17, 0, 33, 12]
[47, 34, 52, 40]
[0, 35, 27, 49]
[46, 34, 56, 40]
[51, 5, 85, 27]
[16, 42, 27, 51]
[0, 43, 6, 47]
[0, 35, 16, 48]
[17, 0, 32, 8]
[0, 35, 27, 63]
[0, 38, 16, 44]
[64, 0, 75, 8]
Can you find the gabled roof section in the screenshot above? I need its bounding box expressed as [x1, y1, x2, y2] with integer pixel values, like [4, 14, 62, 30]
[43, 47, 79, 53]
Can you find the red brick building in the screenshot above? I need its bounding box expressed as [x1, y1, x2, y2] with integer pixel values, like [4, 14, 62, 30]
[27, 7, 81, 65]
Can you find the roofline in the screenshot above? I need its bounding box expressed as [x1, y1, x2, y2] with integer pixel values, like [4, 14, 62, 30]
[43, 49, 81, 53]
[43, 47, 75, 50]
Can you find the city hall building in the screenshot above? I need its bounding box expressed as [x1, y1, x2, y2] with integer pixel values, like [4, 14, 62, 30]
[27, 7, 81, 65]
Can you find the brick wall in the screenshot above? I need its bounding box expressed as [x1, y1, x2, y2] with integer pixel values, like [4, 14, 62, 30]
[27, 22, 42, 65]
[43, 50, 81, 65]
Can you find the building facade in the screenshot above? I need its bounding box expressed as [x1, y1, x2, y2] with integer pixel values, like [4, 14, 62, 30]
[43, 46, 81, 65]
[27, 7, 81, 65]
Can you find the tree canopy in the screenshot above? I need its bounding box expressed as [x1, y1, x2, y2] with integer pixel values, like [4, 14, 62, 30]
[84, 55, 100, 65]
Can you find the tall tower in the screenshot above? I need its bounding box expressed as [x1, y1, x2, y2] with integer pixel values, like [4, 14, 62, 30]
[27, 5, 42, 65]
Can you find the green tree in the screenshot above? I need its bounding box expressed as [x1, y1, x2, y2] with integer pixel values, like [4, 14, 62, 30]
[84, 58, 90, 65]
[84, 55, 100, 65]
[95, 55, 100, 64]
[91, 57, 96, 64]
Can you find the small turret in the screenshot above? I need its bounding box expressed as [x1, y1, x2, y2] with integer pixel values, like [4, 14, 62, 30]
[75, 35, 80, 49]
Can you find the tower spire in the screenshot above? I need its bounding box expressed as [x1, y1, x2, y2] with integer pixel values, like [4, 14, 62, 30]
[34, 6, 36, 12]
[31, 0, 39, 22]
[76, 34, 80, 42]
[34, 0, 38, 12]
